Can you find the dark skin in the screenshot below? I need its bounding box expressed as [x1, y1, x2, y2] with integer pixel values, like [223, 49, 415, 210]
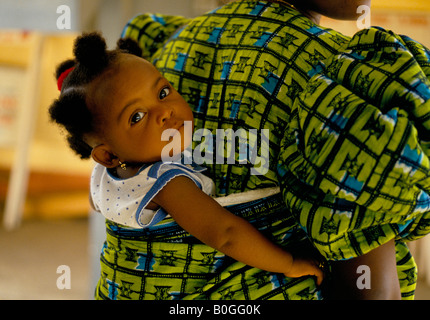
[325, 240, 401, 300]
[268, 0, 402, 300]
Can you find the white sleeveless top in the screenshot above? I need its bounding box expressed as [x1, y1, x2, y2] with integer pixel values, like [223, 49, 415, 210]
[90, 160, 215, 228]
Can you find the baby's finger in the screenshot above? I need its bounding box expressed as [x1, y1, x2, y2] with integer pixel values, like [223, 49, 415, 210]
[315, 259, 326, 286]
[315, 267, 324, 286]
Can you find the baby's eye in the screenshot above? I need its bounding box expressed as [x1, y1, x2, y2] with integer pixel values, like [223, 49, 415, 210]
[159, 87, 170, 99]
[131, 111, 145, 124]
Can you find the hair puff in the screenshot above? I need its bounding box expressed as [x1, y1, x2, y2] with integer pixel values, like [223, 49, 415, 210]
[73, 32, 109, 73]
[49, 90, 94, 159]
[116, 38, 143, 57]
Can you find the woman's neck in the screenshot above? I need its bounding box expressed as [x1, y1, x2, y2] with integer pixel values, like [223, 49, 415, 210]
[297, 9, 321, 24]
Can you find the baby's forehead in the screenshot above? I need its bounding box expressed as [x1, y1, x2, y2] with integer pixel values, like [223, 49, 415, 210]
[116, 52, 154, 70]
[91, 54, 149, 85]
[104, 54, 159, 88]
[87, 54, 157, 107]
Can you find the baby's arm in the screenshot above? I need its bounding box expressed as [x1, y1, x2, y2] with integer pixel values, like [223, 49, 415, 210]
[151, 176, 324, 285]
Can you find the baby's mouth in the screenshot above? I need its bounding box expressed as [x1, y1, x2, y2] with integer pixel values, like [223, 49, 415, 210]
[165, 124, 183, 141]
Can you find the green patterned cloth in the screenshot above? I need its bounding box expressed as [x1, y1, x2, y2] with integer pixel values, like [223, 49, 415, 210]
[96, 193, 319, 300]
[102, 0, 430, 299]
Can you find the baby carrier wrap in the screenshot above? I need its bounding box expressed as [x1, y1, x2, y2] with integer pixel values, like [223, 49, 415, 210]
[96, 0, 430, 299]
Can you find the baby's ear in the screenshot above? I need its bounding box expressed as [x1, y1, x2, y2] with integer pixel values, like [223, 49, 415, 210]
[91, 144, 119, 168]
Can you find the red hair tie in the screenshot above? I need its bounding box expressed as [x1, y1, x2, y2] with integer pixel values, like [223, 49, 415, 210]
[57, 67, 75, 91]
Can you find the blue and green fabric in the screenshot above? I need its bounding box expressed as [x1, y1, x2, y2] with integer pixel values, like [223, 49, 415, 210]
[98, 0, 430, 300]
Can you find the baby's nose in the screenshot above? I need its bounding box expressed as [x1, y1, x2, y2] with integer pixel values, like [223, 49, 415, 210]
[157, 106, 174, 126]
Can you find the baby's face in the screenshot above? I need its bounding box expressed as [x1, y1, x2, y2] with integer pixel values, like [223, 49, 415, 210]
[89, 53, 194, 165]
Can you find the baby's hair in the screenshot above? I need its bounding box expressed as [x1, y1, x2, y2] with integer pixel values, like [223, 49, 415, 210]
[49, 32, 142, 159]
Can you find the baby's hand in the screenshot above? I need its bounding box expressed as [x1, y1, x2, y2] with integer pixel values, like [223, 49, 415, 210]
[284, 257, 325, 286]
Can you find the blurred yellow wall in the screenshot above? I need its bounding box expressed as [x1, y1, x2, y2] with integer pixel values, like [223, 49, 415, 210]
[31, 34, 94, 174]
[0, 33, 94, 174]
[371, 0, 430, 11]
[0, 32, 93, 220]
